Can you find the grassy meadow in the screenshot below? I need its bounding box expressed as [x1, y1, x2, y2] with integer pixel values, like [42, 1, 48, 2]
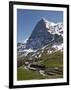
[17, 51, 63, 80]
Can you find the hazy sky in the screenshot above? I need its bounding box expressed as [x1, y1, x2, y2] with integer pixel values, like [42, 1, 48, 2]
[17, 9, 63, 43]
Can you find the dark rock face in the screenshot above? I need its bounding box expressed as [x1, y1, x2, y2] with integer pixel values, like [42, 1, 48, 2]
[54, 34, 63, 44]
[17, 18, 63, 55]
[26, 19, 53, 50]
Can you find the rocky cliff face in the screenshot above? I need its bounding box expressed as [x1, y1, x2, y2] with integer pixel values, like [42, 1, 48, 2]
[26, 18, 63, 50]
[17, 18, 63, 56]
[26, 18, 53, 50]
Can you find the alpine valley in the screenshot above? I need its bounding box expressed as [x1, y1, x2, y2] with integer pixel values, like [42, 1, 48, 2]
[17, 18, 63, 80]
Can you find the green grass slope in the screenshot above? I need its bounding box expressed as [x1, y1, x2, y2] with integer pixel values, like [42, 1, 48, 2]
[17, 51, 63, 80]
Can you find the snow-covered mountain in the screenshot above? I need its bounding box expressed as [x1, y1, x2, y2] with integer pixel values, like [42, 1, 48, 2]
[17, 18, 63, 57]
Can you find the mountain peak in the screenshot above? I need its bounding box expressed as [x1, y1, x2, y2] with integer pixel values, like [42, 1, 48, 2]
[17, 17, 63, 55]
[41, 17, 46, 21]
[39, 17, 49, 23]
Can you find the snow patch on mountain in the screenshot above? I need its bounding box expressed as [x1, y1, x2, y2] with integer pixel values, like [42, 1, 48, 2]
[23, 38, 28, 44]
[52, 44, 63, 51]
